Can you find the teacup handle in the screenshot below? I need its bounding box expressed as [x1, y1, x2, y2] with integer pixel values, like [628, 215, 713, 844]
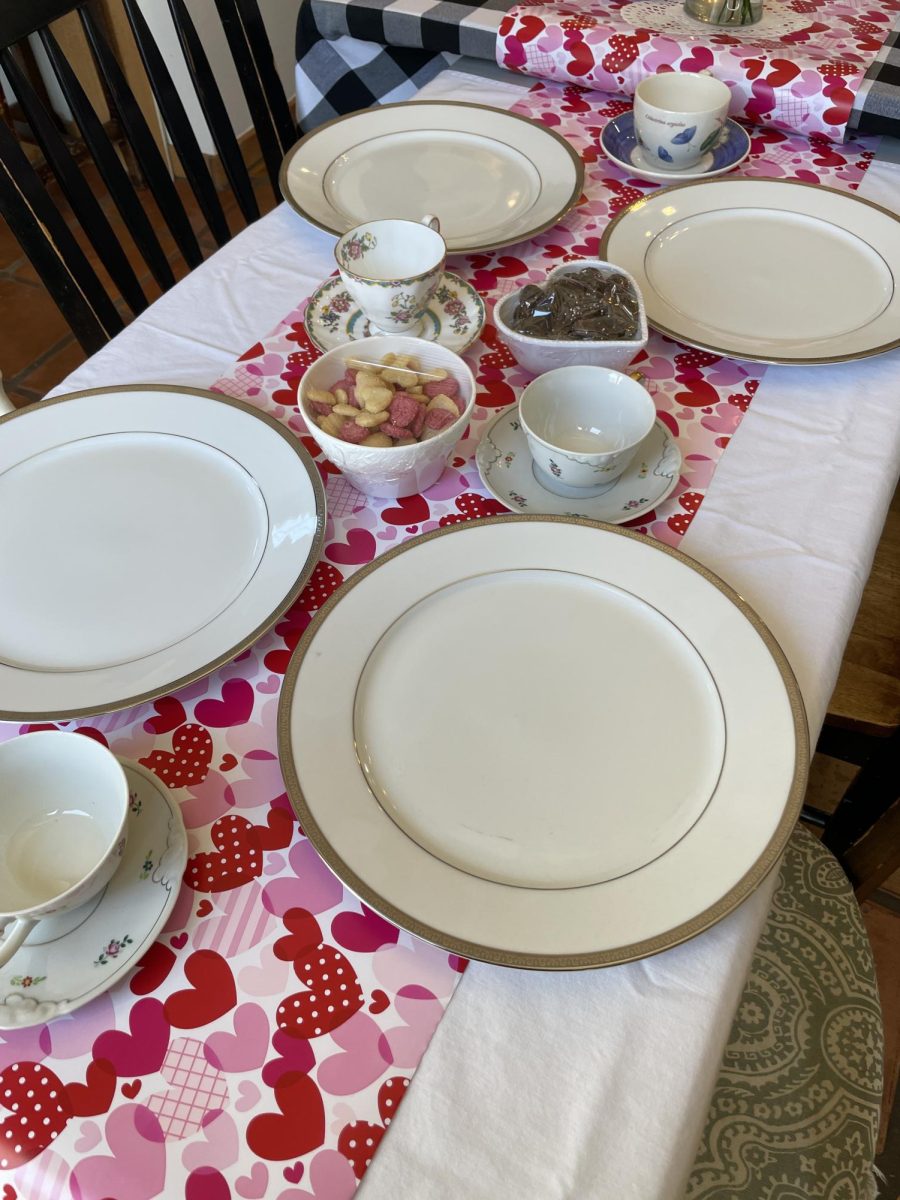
[421, 215, 440, 232]
[0, 917, 36, 968]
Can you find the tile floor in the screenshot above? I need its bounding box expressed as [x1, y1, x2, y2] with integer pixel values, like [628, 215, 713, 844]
[1, 157, 898, 1196]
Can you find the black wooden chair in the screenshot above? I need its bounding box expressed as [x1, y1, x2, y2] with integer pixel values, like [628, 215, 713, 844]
[0, 0, 297, 354]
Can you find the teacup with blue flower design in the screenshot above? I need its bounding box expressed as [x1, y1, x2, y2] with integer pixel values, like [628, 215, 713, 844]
[335, 216, 446, 336]
[633, 73, 731, 171]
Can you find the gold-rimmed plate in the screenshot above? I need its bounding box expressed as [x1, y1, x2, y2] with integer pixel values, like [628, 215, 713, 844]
[0, 386, 325, 720]
[601, 177, 900, 365]
[279, 516, 808, 970]
[279, 102, 584, 253]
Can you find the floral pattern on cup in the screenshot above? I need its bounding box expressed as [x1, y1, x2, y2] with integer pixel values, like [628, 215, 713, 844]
[435, 284, 472, 335]
[339, 231, 377, 266]
[321, 290, 353, 332]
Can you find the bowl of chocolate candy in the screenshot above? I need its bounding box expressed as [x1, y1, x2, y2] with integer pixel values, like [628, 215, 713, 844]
[494, 261, 648, 375]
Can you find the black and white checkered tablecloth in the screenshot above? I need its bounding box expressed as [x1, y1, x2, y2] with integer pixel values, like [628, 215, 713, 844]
[294, 0, 900, 137]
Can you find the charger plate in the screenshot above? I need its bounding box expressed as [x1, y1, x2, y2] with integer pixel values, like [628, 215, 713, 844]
[601, 177, 900, 365]
[279, 101, 584, 253]
[279, 516, 808, 969]
[0, 386, 325, 720]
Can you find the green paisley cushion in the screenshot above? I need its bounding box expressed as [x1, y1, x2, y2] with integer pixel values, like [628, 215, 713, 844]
[686, 825, 884, 1200]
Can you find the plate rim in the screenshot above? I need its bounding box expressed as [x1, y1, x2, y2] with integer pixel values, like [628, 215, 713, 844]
[600, 176, 900, 365]
[279, 101, 585, 254]
[600, 114, 751, 183]
[278, 514, 809, 970]
[0, 385, 327, 722]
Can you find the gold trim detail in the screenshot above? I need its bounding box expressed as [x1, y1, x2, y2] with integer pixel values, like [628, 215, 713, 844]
[279, 101, 585, 255]
[600, 176, 900, 366]
[278, 515, 809, 971]
[0, 385, 327, 723]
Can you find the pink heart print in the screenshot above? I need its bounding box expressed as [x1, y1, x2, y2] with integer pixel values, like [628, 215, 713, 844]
[204, 1003, 270, 1072]
[69, 1105, 166, 1200]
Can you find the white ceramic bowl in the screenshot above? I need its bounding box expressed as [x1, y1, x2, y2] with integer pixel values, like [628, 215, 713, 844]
[299, 336, 476, 498]
[494, 260, 648, 376]
[519, 365, 656, 496]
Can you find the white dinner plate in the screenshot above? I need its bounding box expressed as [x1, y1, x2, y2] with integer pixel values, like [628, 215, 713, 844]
[279, 517, 808, 969]
[280, 102, 584, 253]
[601, 178, 900, 364]
[0, 386, 326, 720]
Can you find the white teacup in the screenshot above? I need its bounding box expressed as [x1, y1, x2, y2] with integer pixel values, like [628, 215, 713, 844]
[0, 732, 129, 968]
[633, 73, 731, 171]
[335, 216, 446, 336]
[519, 366, 656, 497]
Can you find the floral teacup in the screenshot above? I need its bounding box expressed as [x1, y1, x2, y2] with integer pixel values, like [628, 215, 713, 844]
[335, 216, 446, 335]
[0, 732, 129, 969]
[633, 73, 731, 171]
[519, 366, 656, 497]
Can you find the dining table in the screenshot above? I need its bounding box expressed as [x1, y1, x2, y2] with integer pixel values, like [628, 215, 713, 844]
[1, 64, 898, 1200]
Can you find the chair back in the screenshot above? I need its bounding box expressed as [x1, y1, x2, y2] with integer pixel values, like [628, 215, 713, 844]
[0, 0, 296, 353]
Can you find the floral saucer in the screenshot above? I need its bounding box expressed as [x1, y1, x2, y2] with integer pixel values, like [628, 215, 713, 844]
[476, 408, 682, 522]
[0, 761, 187, 1029]
[305, 271, 486, 354]
[600, 113, 751, 184]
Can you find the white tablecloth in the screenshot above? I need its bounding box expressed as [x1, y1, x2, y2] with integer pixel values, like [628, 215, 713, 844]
[51, 70, 900, 1200]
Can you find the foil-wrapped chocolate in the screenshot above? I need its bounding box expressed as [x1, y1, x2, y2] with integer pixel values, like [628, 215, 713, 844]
[510, 269, 639, 341]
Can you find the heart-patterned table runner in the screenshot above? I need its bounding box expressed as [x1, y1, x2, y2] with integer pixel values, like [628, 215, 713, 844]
[497, 0, 900, 140]
[0, 80, 877, 1200]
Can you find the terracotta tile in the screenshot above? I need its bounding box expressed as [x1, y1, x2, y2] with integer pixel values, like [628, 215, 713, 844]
[16, 337, 87, 398]
[0, 278, 71, 378]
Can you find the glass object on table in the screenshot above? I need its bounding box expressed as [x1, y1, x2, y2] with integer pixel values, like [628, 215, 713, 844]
[684, 0, 762, 24]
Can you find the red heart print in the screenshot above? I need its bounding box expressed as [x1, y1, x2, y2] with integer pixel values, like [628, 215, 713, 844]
[380, 494, 430, 526]
[197, 900, 214, 918]
[186, 814, 263, 893]
[195, 679, 255, 728]
[368, 990, 390, 1015]
[331, 906, 399, 953]
[165, 951, 237, 1029]
[0, 1062, 71, 1169]
[680, 491, 703, 515]
[93, 998, 170, 1076]
[601, 33, 641, 73]
[130, 942, 177, 996]
[255, 806, 294, 852]
[3, 1185, 16, 1199]
[143, 697, 187, 735]
[121, 1079, 141, 1099]
[326, 528, 377, 566]
[439, 493, 508, 526]
[515, 14, 545, 42]
[338, 1121, 385, 1179]
[261, 1028, 315, 1088]
[246, 1071, 325, 1161]
[140, 723, 213, 789]
[239, 341, 265, 362]
[277, 943, 364, 1039]
[765, 57, 801, 87]
[668, 511, 694, 536]
[283, 1161, 304, 1184]
[219, 754, 238, 772]
[274, 908, 324, 963]
[170, 933, 188, 950]
[377, 1076, 410, 1126]
[674, 348, 722, 373]
[674, 380, 720, 408]
[65, 1057, 116, 1117]
[298, 562, 345, 611]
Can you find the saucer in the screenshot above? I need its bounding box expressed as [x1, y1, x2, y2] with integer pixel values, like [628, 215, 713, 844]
[600, 113, 751, 184]
[476, 409, 682, 522]
[0, 760, 188, 1028]
[305, 271, 486, 354]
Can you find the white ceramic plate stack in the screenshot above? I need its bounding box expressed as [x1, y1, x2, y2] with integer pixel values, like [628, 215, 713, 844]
[279, 516, 808, 969]
[0, 387, 326, 719]
[280, 101, 584, 253]
[601, 177, 900, 364]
